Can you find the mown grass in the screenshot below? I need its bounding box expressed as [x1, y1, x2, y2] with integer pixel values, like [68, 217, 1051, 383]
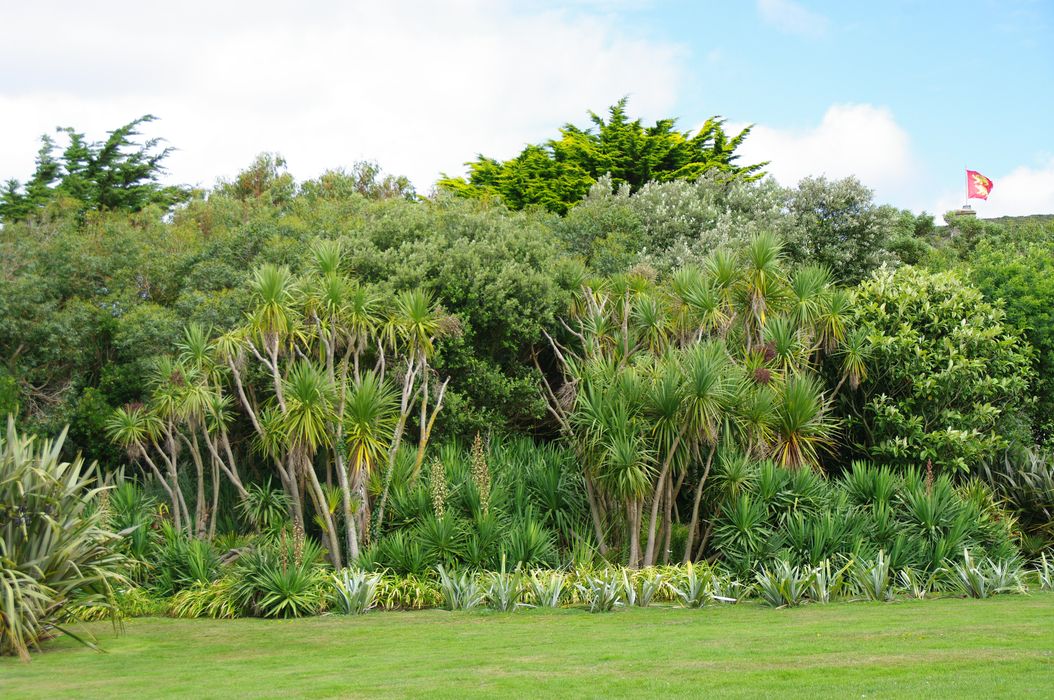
[3, 593, 1053, 698]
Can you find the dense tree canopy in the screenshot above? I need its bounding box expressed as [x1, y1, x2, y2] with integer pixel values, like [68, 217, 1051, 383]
[438, 99, 766, 214]
[0, 115, 189, 224]
[839, 266, 1034, 473]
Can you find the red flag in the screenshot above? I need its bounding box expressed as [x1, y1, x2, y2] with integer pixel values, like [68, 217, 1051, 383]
[967, 170, 993, 200]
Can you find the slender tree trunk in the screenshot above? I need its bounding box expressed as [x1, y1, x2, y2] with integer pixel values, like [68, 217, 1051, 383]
[583, 473, 608, 556]
[336, 450, 360, 562]
[644, 430, 684, 566]
[661, 472, 674, 564]
[375, 357, 420, 535]
[186, 430, 208, 538]
[140, 447, 178, 528]
[201, 429, 247, 499]
[208, 459, 220, 540]
[412, 377, 450, 480]
[301, 452, 342, 569]
[683, 443, 717, 564]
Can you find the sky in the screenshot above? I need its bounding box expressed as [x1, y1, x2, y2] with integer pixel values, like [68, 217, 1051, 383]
[1, 0, 1052, 219]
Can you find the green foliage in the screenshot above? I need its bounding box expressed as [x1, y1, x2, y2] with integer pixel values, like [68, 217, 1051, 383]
[711, 459, 1017, 579]
[0, 421, 125, 659]
[754, 559, 814, 608]
[575, 570, 624, 612]
[949, 549, 1025, 598]
[330, 569, 381, 614]
[843, 266, 1034, 473]
[965, 235, 1054, 439]
[439, 98, 765, 215]
[237, 481, 291, 532]
[436, 565, 485, 610]
[667, 562, 715, 608]
[230, 532, 327, 618]
[850, 551, 896, 601]
[0, 115, 188, 224]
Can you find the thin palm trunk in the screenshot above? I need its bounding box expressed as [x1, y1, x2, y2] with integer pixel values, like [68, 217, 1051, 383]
[644, 429, 684, 566]
[683, 443, 716, 564]
[301, 451, 342, 569]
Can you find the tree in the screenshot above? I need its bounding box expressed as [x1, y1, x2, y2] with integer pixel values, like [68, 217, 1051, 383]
[0, 115, 188, 224]
[839, 266, 1034, 473]
[965, 236, 1054, 441]
[438, 98, 766, 215]
[539, 234, 845, 567]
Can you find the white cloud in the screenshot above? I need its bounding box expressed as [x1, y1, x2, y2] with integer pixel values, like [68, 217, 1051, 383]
[930, 158, 1054, 221]
[756, 0, 830, 38]
[734, 103, 921, 204]
[0, 1, 685, 191]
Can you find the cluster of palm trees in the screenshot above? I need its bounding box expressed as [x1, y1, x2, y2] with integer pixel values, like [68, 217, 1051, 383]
[539, 233, 864, 567]
[107, 240, 452, 568]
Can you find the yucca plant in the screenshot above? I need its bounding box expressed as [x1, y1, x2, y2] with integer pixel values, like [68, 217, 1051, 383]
[851, 551, 896, 602]
[331, 569, 381, 614]
[1, 421, 126, 660]
[526, 569, 566, 608]
[754, 559, 813, 608]
[949, 549, 1024, 598]
[1035, 552, 1054, 591]
[487, 557, 524, 612]
[436, 565, 485, 610]
[237, 480, 291, 533]
[810, 558, 852, 603]
[623, 568, 664, 608]
[668, 561, 713, 608]
[898, 566, 943, 600]
[576, 570, 623, 612]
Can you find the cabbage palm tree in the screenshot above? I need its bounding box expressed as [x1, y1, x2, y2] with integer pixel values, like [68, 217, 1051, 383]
[105, 403, 181, 531]
[772, 375, 837, 470]
[281, 360, 342, 566]
[342, 371, 399, 559]
[679, 341, 735, 562]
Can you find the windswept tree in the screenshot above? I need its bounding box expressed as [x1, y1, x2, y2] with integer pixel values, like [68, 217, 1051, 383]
[0, 115, 189, 224]
[439, 98, 766, 215]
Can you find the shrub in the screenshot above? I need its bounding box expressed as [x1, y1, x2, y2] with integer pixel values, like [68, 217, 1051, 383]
[526, 569, 566, 608]
[851, 551, 896, 602]
[1, 422, 126, 660]
[949, 549, 1025, 598]
[374, 573, 441, 610]
[1035, 552, 1054, 591]
[487, 559, 524, 612]
[897, 567, 942, 600]
[754, 560, 813, 608]
[576, 570, 623, 612]
[810, 559, 852, 603]
[230, 531, 327, 617]
[622, 568, 663, 608]
[668, 562, 714, 608]
[331, 569, 381, 615]
[169, 578, 241, 619]
[436, 565, 486, 611]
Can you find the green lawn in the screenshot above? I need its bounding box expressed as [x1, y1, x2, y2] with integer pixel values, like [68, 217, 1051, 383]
[4, 594, 1053, 698]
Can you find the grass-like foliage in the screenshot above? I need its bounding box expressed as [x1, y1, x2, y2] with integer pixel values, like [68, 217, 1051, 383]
[0, 421, 125, 660]
[949, 549, 1025, 598]
[436, 565, 486, 610]
[526, 570, 566, 608]
[330, 569, 381, 615]
[755, 560, 814, 608]
[576, 570, 624, 612]
[851, 551, 896, 602]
